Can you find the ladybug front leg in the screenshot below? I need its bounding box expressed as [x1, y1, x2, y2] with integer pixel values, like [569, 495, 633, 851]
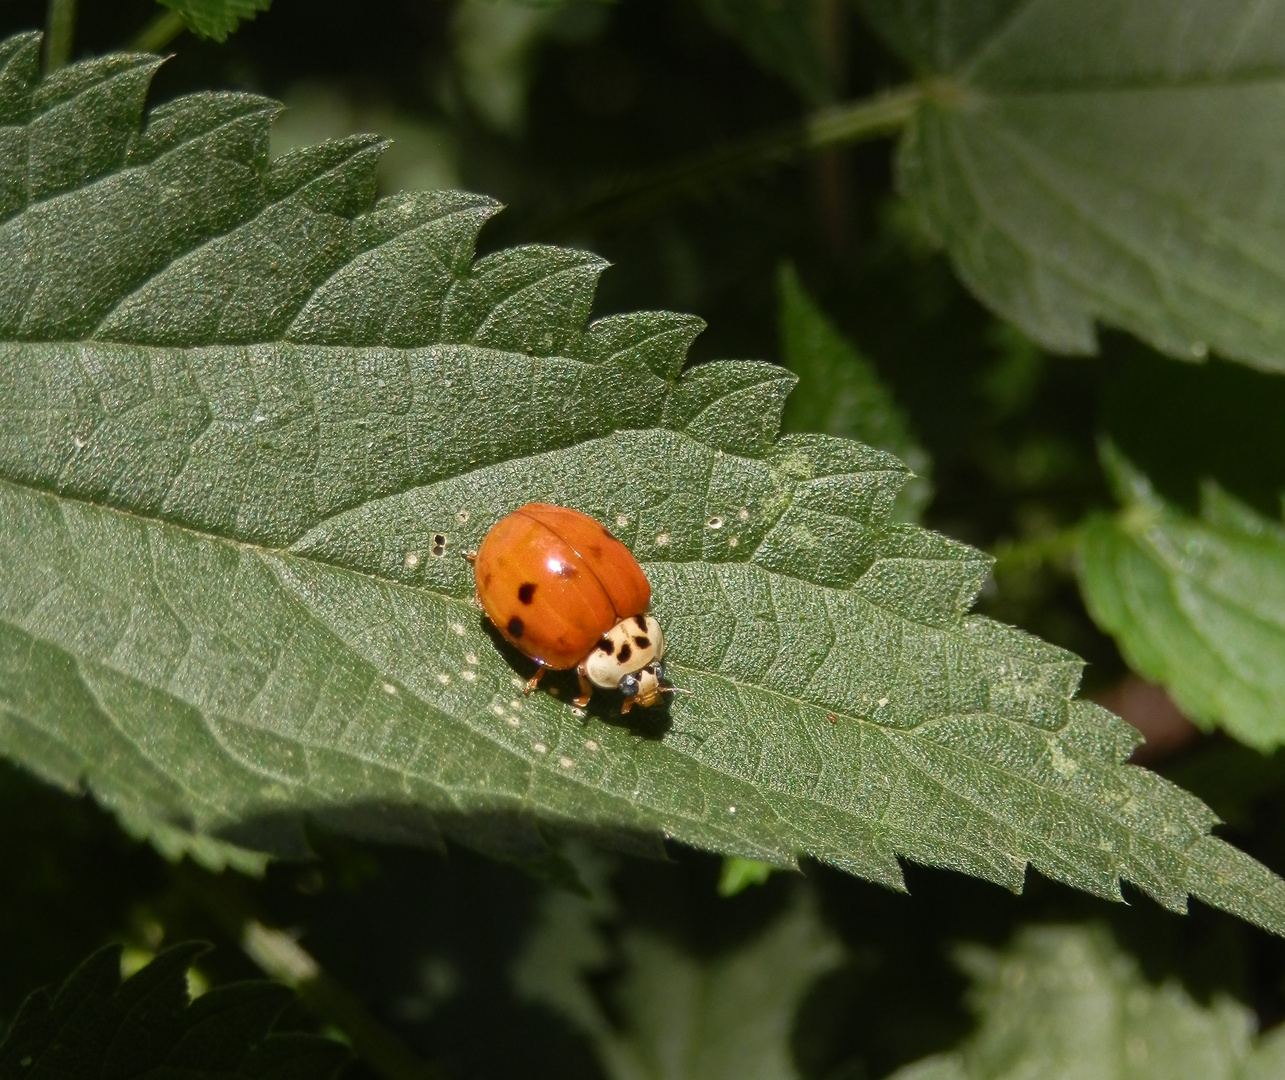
[573, 668, 594, 708]
[525, 664, 547, 696]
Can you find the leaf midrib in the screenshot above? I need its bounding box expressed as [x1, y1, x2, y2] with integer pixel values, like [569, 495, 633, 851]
[2, 466, 1102, 866]
[0, 475, 864, 857]
[667, 648, 1180, 878]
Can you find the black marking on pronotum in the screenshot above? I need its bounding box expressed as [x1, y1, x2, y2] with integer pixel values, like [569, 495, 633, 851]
[617, 643, 633, 664]
[633, 636, 650, 649]
[517, 582, 537, 604]
[597, 637, 614, 655]
[507, 617, 525, 638]
[634, 615, 648, 630]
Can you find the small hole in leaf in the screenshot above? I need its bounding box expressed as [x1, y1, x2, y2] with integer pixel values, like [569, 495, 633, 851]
[706, 516, 723, 530]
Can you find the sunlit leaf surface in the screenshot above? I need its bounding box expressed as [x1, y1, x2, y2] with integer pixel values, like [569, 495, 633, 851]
[1, 33, 1284, 933]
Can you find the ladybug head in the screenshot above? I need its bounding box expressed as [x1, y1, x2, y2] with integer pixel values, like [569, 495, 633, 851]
[620, 661, 668, 708]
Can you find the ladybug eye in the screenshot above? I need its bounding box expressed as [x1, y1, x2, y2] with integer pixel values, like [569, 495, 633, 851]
[619, 674, 641, 698]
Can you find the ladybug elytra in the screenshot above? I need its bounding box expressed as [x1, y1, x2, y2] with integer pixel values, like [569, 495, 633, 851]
[470, 503, 670, 712]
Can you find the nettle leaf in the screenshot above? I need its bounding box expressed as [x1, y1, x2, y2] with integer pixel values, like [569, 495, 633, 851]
[1, 33, 1285, 930]
[778, 265, 932, 523]
[0, 943, 348, 1080]
[857, 0, 1285, 373]
[888, 924, 1285, 1080]
[156, 0, 273, 42]
[1079, 449, 1285, 752]
[516, 883, 841, 1080]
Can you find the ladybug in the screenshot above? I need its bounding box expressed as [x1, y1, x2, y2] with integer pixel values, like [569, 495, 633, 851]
[470, 503, 670, 713]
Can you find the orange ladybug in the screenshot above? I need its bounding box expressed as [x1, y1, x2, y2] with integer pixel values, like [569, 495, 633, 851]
[471, 503, 669, 713]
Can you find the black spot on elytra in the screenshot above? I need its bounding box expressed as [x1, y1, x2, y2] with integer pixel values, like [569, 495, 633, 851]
[507, 617, 524, 638]
[633, 636, 650, 649]
[617, 643, 633, 664]
[588, 544, 604, 559]
[517, 582, 537, 604]
[597, 637, 614, 655]
[483, 572, 493, 587]
[634, 615, 648, 630]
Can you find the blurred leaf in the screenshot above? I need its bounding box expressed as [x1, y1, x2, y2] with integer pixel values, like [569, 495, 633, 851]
[270, 83, 460, 196]
[856, 0, 1285, 373]
[779, 264, 933, 521]
[0, 943, 349, 1080]
[155, 0, 271, 42]
[717, 857, 776, 897]
[888, 923, 1285, 1080]
[1079, 448, 1285, 752]
[518, 890, 842, 1080]
[698, 0, 836, 106]
[0, 762, 164, 1026]
[453, 2, 566, 133]
[1, 35, 1285, 937]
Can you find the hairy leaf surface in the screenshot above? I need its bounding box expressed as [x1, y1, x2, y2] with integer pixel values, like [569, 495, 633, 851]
[1080, 451, 1285, 751]
[857, 0, 1285, 372]
[888, 924, 1285, 1080]
[156, 0, 272, 42]
[1, 33, 1284, 931]
[0, 943, 348, 1080]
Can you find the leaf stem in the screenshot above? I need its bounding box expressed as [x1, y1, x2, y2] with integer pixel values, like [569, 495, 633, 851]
[42, 0, 76, 71]
[990, 525, 1083, 571]
[131, 9, 187, 54]
[174, 867, 444, 1080]
[243, 922, 444, 1080]
[539, 84, 922, 237]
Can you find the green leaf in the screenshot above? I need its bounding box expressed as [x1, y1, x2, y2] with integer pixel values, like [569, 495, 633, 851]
[516, 887, 841, 1080]
[0, 943, 349, 1080]
[888, 923, 1285, 1080]
[856, 0, 1285, 373]
[156, 0, 272, 42]
[698, 0, 836, 106]
[717, 856, 776, 897]
[778, 264, 933, 522]
[1, 33, 1285, 934]
[1078, 448, 1285, 751]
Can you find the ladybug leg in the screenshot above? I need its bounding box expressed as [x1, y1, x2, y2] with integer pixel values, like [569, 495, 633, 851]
[573, 669, 594, 708]
[462, 550, 477, 563]
[524, 664, 547, 696]
[620, 696, 635, 716]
